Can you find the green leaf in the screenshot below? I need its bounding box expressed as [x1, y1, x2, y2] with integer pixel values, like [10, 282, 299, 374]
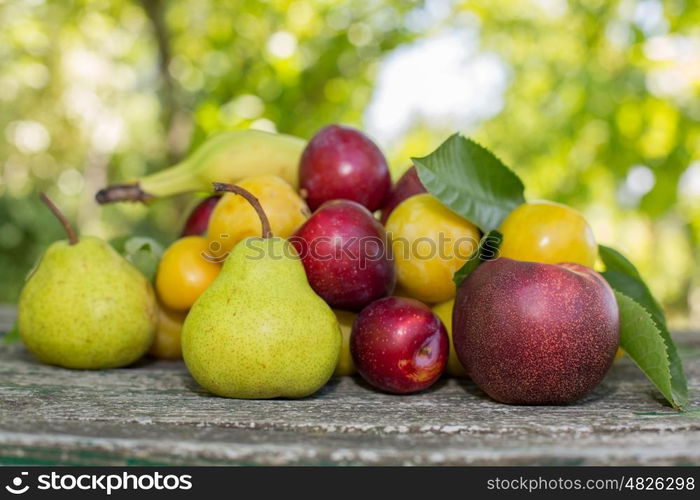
[112, 236, 164, 282]
[453, 230, 503, 288]
[599, 244, 642, 280]
[3, 321, 20, 344]
[123, 236, 164, 258]
[412, 134, 526, 231]
[615, 291, 681, 409]
[603, 271, 665, 330]
[600, 245, 688, 409]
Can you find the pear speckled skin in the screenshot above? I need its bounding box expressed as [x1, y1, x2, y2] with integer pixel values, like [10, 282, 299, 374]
[182, 237, 341, 399]
[19, 236, 157, 369]
[453, 258, 619, 405]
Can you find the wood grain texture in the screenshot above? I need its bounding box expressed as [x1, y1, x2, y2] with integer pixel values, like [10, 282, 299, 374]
[1, 305, 698, 465]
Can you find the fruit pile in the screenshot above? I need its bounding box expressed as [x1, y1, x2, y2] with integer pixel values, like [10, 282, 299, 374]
[17, 126, 687, 409]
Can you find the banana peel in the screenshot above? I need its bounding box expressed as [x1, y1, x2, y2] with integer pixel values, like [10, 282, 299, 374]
[96, 130, 305, 203]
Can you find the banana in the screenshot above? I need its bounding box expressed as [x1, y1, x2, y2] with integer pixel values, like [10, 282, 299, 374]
[95, 130, 306, 203]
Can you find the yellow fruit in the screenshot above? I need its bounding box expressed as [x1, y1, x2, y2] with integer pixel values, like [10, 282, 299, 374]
[498, 200, 597, 268]
[615, 348, 625, 360]
[149, 302, 187, 360]
[207, 175, 309, 259]
[333, 310, 357, 376]
[155, 236, 221, 310]
[386, 193, 480, 304]
[432, 299, 467, 377]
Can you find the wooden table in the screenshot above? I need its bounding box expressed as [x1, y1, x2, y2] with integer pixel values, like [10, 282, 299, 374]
[0, 306, 698, 466]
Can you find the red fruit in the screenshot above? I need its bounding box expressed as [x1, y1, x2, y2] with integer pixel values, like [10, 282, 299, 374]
[453, 258, 619, 405]
[299, 124, 391, 212]
[291, 200, 395, 311]
[351, 297, 448, 394]
[380, 166, 426, 224]
[181, 195, 221, 236]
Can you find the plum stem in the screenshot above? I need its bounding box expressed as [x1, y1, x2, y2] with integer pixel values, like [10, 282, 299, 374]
[39, 192, 78, 245]
[212, 182, 273, 239]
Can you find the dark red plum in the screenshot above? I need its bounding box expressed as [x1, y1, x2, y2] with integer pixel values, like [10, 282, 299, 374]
[380, 166, 426, 224]
[452, 258, 619, 405]
[299, 125, 391, 212]
[291, 200, 395, 311]
[181, 195, 221, 236]
[351, 297, 448, 394]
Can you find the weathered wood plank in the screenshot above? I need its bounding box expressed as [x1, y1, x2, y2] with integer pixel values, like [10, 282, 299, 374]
[1, 305, 699, 465]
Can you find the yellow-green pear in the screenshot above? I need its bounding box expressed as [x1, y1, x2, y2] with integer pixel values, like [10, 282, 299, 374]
[19, 194, 157, 369]
[182, 183, 341, 399]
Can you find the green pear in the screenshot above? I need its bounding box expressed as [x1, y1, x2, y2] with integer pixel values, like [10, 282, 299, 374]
[19, 194, 157, 369]
[182, 183, 340, 399]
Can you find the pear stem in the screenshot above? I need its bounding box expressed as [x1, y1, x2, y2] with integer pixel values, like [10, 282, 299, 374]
[95, 184, 155, 204]
[39, 192, 78, 245]
[213, 182, 273, 238]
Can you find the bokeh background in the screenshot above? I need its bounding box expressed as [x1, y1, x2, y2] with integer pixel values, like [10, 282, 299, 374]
[1, 0, 698, 326]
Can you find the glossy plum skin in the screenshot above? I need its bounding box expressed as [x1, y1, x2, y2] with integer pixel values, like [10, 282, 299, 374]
[299, 125, 391, 212]
[291, 200, 395, 311]
[453, 258, 619, 405]
[380, 166, 426, 224]
[351, 297, 448, 394]
[181, 195, 221, 236]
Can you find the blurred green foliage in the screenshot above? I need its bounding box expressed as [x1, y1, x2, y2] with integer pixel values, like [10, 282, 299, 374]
[0, 0, 698, 326]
